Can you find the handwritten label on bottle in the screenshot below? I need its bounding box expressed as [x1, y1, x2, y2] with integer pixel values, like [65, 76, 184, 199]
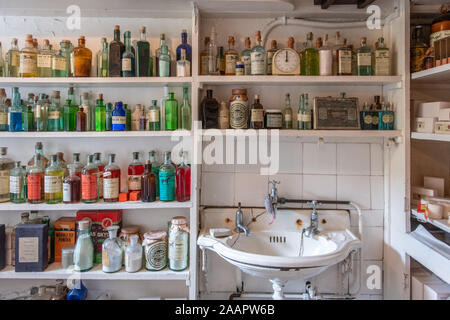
[104, 178, 119, 199]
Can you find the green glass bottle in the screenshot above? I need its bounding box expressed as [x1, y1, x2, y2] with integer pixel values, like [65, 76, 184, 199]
[148, 100, 160, 131]
[105, 103, 113, 131]
[165, 93, 178, 130]
[9, 160, 26, 203]
[124, 104, 132, 131]
[297, 94, 304, 130]
[301, 32, 319, 76]
[159, 151, 176, 202]
[44, 154, 64, 204]
[52, 49, 68, 77]
[357, 37, 372, 76]
[136, 26, 150, 77]
[60, 40, 72, 77]
[63, 99, 77, 131]
[42, 215, 55, 263]
[302, 94, 312, 130]
[283, 93, 293, 129]
[47, 91, 62, 131]
[149, 151, 160, 198]
[23, 105, 34, 131]
[35, 93, 48, 131]
[158, 43, 170, 77]
[181, 87, 191, 130]
[95, 94, 106, 131]
[97, 37, 109, 77]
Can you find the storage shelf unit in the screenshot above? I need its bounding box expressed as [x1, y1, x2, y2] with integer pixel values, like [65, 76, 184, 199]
[202, 129, 402, 138]
[411, 209, 450, 234]
[0, 131, 191, 138]
[411, 64, 450, 83]
[411, 132, 450, 142]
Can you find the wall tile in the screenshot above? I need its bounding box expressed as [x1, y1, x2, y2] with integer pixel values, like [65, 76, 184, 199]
[235, 173, 268, 207]
[337, 144, 370, 175]
[303, 143, 336, 175]
[350, 210, 384, 228]
[303, 175, 337, 208]
[278, 141, 302, 174]
[337, 176, 371, 209]
[370, 144, 384, 176]
[370, 176, 385, 210]
[270, 174, 302, 201]
[201, 172, 234, 206]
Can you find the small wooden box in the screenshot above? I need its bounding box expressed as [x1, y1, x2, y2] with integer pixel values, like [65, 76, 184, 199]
[313, 96, 360, 130]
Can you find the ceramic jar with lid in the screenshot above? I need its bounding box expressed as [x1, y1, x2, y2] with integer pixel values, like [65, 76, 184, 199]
[229, 89, 249, 129]
[142, 230, 168, 271]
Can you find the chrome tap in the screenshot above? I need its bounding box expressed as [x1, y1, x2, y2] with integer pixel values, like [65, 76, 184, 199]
[235, 202, 250, 236]
[265, 180, 280, 219]
[304, 200, 321, 238]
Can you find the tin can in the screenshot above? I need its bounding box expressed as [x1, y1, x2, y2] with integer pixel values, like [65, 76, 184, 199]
[142, 231, 167, 271]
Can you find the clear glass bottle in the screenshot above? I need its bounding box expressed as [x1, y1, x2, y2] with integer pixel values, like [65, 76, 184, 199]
[176, 152, 190, 202]
[7, 38, 20, 77]
[48, 90, 62, 131]
[332, 31, 343, 76]
[121, 31, 135, 77]
[73, 220, 94, 272]
[60, 40, 73, 77]
[102, 226, 122, 273]
[136, 26, 150, 77]
[176, 49, 190, 77]
[319, 34, 333, 76]
[8, 87, 22, 132]
[301, 93, 312, 130]
[128, 152, 144, 192]
[165, 92, 178, 130]
[337, 39, 352, 76]
[63, 166, 81, 204]
[357, 37, 372, 76]
[95, 94, 106, 131]
[0, 147, 13, 203]
[103, 153, 120, 202]
[97, 37, 109, 77]
[0, 89, 6, 131]
[44, 155, 63, 204]
[283, 93, 293, 129]
[375, 37, 391, 76]
[159, 151, 176, 202]
[71, 36, 92, 77]
[301, 32, 319, 76]
[35, 93, 48, 131]
[148, 100, 160, 131]
[149, 151, 160, 198]
[112, 101, 126, 131]
[131, 104, 141, 131]
[241, 37, 252, 75]
[168, 216, 189, 271]
[250, 31, 266, 75]
[10, 161, 26, 203]
[218, 101, 229, 129]
[207, 26, 218, 75]
[158, 41, 170, 77]
[125, 234, 142, 273]
[37, 39, 53, 77]
[141, 160, 156, 202]
[56, 152, 68, 178]
[93, 152, 104, 199]
[109, 25, 125, 77]
[81, 155, 98, 203]
[27, 153, 45, 204]
[27, 142, 49, 170]
[181, 87, 191, 130]
[176, 29, 192, 75]
[266, 40, 278, 75]
[19, 34, 38, 77]
[200, 37, 210, 75]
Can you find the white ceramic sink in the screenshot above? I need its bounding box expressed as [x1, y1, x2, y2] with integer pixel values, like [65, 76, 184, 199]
[197, 209, 362, 299]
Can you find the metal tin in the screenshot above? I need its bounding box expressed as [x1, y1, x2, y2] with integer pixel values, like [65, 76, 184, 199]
[264, 109, 283, 129]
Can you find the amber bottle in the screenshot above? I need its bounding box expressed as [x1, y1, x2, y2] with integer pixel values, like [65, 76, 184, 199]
[141, 160, 156, 202]
[71, 36, 92, 77]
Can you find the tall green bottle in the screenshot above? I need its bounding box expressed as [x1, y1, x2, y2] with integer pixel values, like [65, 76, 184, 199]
[180, 87, 191, 130]
[165, 92, 178, 130]
[95, 94, 106, 131]
[124, 104, 131, 131]
[63, 99, 77, 131]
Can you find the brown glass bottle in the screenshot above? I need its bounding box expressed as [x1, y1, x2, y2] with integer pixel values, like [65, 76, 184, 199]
[63, 166, 81, 203]
[141, 160, 156, 202]
[76, 106, 86, 131]
[250, 94, 264, 129]
[201, 89, 219, 129]
[72, 36, 92, 77]
[109, 25, 125, 77]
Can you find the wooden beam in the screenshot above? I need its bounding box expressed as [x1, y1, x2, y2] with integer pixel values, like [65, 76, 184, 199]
[357, 0, 376, 9]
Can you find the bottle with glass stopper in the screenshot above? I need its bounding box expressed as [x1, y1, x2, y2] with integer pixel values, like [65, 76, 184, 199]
[102, 225, 122, 273]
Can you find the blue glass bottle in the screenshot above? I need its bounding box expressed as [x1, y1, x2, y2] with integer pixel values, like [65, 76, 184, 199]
[66, 279, 88, 300]
[176, 29, 192, 74]
[8, 87, 22, 132]
[112, 101, 126, 131]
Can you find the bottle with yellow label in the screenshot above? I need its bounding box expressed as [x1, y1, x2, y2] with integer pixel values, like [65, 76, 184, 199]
[19, 34, 38, 77]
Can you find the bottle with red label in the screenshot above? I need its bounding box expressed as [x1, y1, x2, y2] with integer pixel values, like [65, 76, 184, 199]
[176, 151, 190, 202]
[103, 153, 120, 202]
[81, 155, 98, 203]
[93, 152, 105, 199]
[27, 153, 45, 203]
[128, 152, 144, 192]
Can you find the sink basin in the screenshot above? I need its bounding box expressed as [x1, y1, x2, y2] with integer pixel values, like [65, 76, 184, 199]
[197, 209, 362, 299]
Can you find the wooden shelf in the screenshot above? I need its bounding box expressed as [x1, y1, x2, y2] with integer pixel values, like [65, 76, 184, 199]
[0, 131, 191, 138]
[202, 129, 402, 138]
[0, 200, 192, 211]
[411, 209, 450, 234]
[0, 263, 189, 281]
[411, 132, 450, 142]
[411, 64, 450, 83]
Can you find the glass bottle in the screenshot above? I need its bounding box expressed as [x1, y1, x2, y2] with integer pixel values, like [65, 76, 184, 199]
[217, 46, 225, 75]
[0, 147, 13, 203]
[23, 105, 34, 131]
[218, 101, 229, 129]
[56, 152, 68, 178]
[379, 101, 395, 130]
[319, 34, 333, 76]
[136, 26, 150, 77]
[148, 100, 160, 131]
[97, 37, 109, 77]
[283, 93, 293, 129]
[80, 92, 94, 131]
[27, 153, 44, 204]
[124, 104, 132, 131]
[301, 32, 319, 76]
[44, 155, 63, 204]
[149, 151, 160, 198]
[48, 90, 62, 131]
[201, 89, 219, 129]
[301, 94, 312, 130]
[9, 161, 26, 203]
[241, 37, 252, 75]
[63, 166, 81, 204]
[35, 93, 48, 131]
[165, 92, 178, 130]
[158, 41, 170, 77]
[27, 142, 49, 170]
[95, 94, 106, 131]
[155, 34, 169, 76]
[76, 106, 86, 131]
[176, 29, 192, 74]
[109, 25, 125, 77]
[250, 94, 264, 129]
[37, 39, 53, 77]
[93, 152, 104, 199]
[139, 106, 147, 131]
[411, 26, 428, 73]
[176, 152, 190, 202]
[19, 34, 37, 77]
[0, 42, 3, 76]
[72, 152, 83, 179]
[224, 36, 239, 76]
[121, 31, 135, 77]
[159, 151, 176, 202]
[251, 31, 266, 75]
[131, 104, 141, 131]
[125, 234, 142, 273]
[102, 226, 122, 273]
[168, 216, 189, 271]
[181, 87, 191, 130]
[266, 40, 278, 75]
[357, 37, 372, 76]
[128, 152, 144, 192]
[0, 89, 7, 131]
[8, 87, 22, 132]
[207, 26, 218, 75]
[60, 40, 73, 77]
[103, 153, 120, 202]
[52, 49, 67, 77]
[81, 155, 98, 203]
[71, 36, 92, 77]
[375, 37, 391, 76]
[332, 31, 343, 76]
[337, 39, 352, 76]
[141, 160, 156, 202]
[7, 38, 20, 77]
[105, 103, 113, 131]
[200, 37, 210, 75]
[176, 49, 190, 77]
[112, 101, 126, 131]
[73, 220, 94, 272]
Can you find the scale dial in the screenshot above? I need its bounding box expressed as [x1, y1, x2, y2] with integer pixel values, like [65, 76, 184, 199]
[273, 48, 300, 74]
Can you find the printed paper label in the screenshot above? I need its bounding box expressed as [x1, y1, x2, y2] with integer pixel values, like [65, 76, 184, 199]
[122, 58, 132, 72]
[242, 56, 251, 75]
[82, 174, 97, 200]
[225, 54, 238, 74]
[250, 109, 264, 123]
[48, 111, 60, 119]
[357, 53, 372, 67]
[37, 54, 52, 68]
[338, 50, 352, 74]
[10, 52, 20, 67]
[18, 237, 39, 263]
[128, 175, 141, 191]
[45, 175, 62, 194]
[169, 239, 186, 261]
[27, 174, 42, 200]
[0, 170, 9, 194]
[63, 182, 71, 202]
[104, 178, 119, 199]
[52, 57, 66, 71]
[0, 112, 7, 125]
[9, 176, 21, 194]
[19, 53, 37, 74]
[375, 51, 390, 75]
[250, 52, 265, 75]
[148, 110, 159, 122]
[112, 116, 126, 125]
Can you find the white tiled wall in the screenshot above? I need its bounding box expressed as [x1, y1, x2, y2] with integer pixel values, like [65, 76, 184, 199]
[200, 140, 385, 299]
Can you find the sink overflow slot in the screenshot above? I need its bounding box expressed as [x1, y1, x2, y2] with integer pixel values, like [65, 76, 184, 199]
[269, 236, 287, 243]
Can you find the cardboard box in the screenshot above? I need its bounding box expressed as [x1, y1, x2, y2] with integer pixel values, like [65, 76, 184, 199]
[15, 224, 48, 272]
[417, 102, 450, 118]
[438, 108, 450, 121]
[54, 217, 76, 263]
[415, 117, 438, 133]
[435, 121, 450, 134]
[424, 176, 445, 197]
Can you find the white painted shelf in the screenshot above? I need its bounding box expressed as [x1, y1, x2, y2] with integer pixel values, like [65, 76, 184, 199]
[411, 132, 450, 142]
[202, 129, 402, 138]
[198, 75, 402, 86]
[411, 209, 450, 234]
[0, 131, 191, 138]
[0, 77, 192, 87]
[0, 263, 189, 281]
[0, 200, 192, 211]
[411, 64, 450, 83]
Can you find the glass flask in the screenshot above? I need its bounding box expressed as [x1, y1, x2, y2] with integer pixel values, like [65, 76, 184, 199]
[73, 220, 94, 272]
[168, 216, 189, 271]
[102, 225, 122, 273]
[125, 234, 143, 273]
